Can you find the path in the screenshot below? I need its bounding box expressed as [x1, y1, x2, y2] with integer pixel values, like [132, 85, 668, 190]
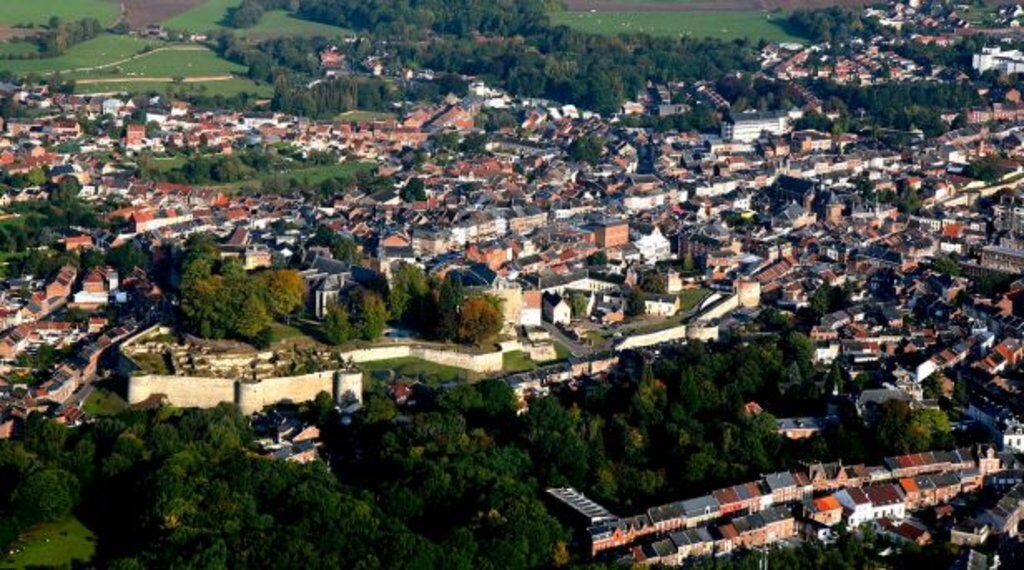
[542, 322, 592, 358]
[43, 45, 207, 76]
[74, 74, 234, 84]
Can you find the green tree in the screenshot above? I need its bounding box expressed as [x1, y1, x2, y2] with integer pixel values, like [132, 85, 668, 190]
[388, 263, 429, 325]
[567, 291, 589, 320]
[626, 288, 646, 317]
[322, 303, 353, 345]
[436, 275, 464, 341]
[259, 269, 306, 318]
[356, 291, 388, 341]
[13, 468, 78, 525]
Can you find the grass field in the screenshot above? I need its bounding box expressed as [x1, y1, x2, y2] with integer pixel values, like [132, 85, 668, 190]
[63, 45, 245, 80]
[549, 10, 803, 42]
[679, 288, 712, 312]
[83, 388, 129, 416]
[262, 161, 376, 186]
[162, 0, 242, 32]
[0, 0, 119, 26]
[0, 40, 39, 57]
[0, 34, 157, 75]
[0, 516, 96, 569]
[240, 11, 354, 40]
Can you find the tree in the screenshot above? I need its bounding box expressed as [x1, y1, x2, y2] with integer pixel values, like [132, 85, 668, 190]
[234, 289, 272, 341]
[322, 303, 353, 345]
[401, 178, 426, 203]
[626, 288, 646, 317]
[13, 468, 78, 525]
[456, 296, 503, 344]
[436, 275, 464, 341]
[639, 273, 667, 294]
[259, 269, 306, 318]
[356, 291, 387, 341]
[568, 291, 589, 320]
[388, 263, 429, 325]
[567, 135, 604, 165]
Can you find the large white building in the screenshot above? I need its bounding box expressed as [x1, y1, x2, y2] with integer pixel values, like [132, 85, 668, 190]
[721, 109, 802, 142]
[973, 47, 1024, 75]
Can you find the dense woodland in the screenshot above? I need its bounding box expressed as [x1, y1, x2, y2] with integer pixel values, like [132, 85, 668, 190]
[0, 322, 966, 567]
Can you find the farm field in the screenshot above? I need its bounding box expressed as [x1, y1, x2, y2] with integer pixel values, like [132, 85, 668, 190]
[0, 516, 96, 569]
[0, 0, 119, 26]
[240, 10, 354, 40]
[64, 45, 245, 80]
[549, 9, 803, 42]
[0, 34, 157, 75]
[161, 0, 242, 32]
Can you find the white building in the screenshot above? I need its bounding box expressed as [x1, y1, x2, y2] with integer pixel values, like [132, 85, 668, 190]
[835, 486, 906, 528]
[633, 226, 672, 263]
[721, 109, 802, 142]
[1003, 421, 1024, 453]
[973, 47, 1024, 74]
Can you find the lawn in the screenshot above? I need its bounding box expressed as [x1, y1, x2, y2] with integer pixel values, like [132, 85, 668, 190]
[679, 288, 712, 312]
[268, 323, 315, 345]
[0, 0, 119, 26]
[0, 515, 96, 569]
[240, 11, 354, 41]
[215, 160, 377, 190]
[503, 350, 538, 374]
[360, 357, 477, 384]
[264, 161, 377, 186]
[162, 0, 242, 32]
[83, 387, 129, 416]
[1, 34, 157, 76]
[549, 10, 803, 43]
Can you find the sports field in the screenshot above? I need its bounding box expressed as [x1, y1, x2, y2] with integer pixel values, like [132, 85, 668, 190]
[549, 9, 802, 42]
[0, 0, 119, 27]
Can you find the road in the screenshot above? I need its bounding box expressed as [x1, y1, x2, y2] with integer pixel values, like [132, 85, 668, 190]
[541, 322, 592, 358]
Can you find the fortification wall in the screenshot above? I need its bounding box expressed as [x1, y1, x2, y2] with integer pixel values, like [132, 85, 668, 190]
[339, 343, 505, 373]
[127, 374, 236, 408]
[695, 294, 739, 322]
[410, 346, 504, 373]
[615, 325, 687, 351]
[236, 371, 336, 414]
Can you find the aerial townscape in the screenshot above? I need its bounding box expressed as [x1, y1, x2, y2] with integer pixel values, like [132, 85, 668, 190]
[9, 0, 1024, 568]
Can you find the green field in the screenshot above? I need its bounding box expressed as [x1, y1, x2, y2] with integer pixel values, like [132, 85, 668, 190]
[0, 0, 119, 26]
[262, 161, 377, 186]
[0, 516, 95, 569]
[0, 40, 39, 57]
[162, 0, 242, 32]
[64, 46, 245, 80]
[240, 11, 354, 40]
[549, 10, 803, 43]
[0, 34, 157, 75]
[83, 388, 129, 416]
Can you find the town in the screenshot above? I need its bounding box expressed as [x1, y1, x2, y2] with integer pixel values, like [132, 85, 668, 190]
[4, 0, 1024, 568]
